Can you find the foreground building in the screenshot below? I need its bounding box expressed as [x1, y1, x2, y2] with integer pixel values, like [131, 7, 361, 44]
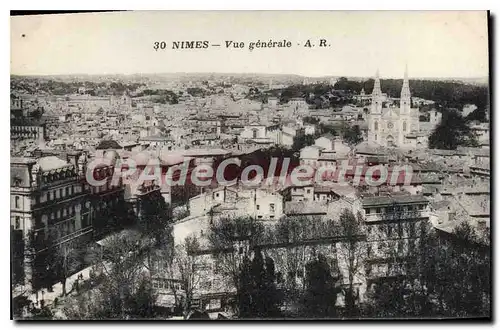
[11, 151, 128, 292]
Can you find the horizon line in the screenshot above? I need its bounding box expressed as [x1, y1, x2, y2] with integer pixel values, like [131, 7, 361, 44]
[10, 71, 489, 81]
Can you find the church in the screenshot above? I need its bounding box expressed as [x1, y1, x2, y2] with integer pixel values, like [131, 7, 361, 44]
[367, 67, 426, 149]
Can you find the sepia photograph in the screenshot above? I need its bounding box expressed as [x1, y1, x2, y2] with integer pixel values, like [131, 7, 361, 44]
[9, 10, 491, 320]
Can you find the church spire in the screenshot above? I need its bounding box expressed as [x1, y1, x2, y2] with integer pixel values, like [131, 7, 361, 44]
[400, 65, 412, 114]
[401, 64, 411, 100]
[372, 69, 382, 97]
[370, 69, 382, 115]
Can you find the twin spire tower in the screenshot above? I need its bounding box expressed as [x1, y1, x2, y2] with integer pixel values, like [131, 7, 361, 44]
[371, 65, 411, 114]
[367, 65, 419, 148]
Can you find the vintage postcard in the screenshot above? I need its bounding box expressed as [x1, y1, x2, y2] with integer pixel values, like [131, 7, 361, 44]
[10, 11, 491, 320]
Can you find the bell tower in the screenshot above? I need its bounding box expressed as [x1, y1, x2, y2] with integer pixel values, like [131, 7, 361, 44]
[371, 69, 383, 115]
[400, 64, 411, 115]
[368, 69, 383, 145]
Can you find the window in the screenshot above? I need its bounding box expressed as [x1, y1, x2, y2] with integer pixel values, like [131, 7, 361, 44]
[403, 121, 407, 131]
[238, 247, 244, 255]
[418, 204, 424, 210]
[409, 222, 416, 237]
[59, 188, 63, 198]
[306, 189, 311, 194]
[374, 122, 378, 131]
[47, 192, 51, 201]
[256, 205, 260, 210]
[376, 208, 381, 214]
[270, 203, 275, 213]
[365, 208, 371, 215]
[252, 129, 258, 139]
[15, 196, 20, 208]
[66, 187, 70, 196]
[15, 217, 20, 229]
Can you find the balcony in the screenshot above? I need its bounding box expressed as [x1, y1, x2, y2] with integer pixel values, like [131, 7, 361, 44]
[365, 208, 428, 223]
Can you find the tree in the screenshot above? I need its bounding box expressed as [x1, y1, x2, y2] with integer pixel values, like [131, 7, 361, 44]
[392, 221, 492, 319]
[47, 240, 80, 296]
[303, 116, 320, 125]
[30, 107, 44, 119]
[138, 190, 173, 246]
[429, 109, 479, 149]
[169, 235, 202, 319]
[84, 229, 157, 319]
[207, 216, 265, 316]
[301, 253, 339, 318]
[337, 209, 365, 317]
[342, 124, 363, 147]
[236, 249, 281, 319]
[292, 133, 315, 152]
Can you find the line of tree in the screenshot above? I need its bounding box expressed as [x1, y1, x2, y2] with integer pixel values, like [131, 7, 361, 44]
[134, 89, 179, 104]
[11, 77, 145, 96]
[16, 203, 489, 319]
[334, 77, 488, 121]
[202, 211, 490, 319]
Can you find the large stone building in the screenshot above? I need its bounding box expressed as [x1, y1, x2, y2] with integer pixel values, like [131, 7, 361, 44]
[10, 152, 128, 291]
[367, 68, 422, 148]
[11, 154, 92, 289]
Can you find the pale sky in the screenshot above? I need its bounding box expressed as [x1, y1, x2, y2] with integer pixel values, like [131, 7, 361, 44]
[11, 11, 489, 78]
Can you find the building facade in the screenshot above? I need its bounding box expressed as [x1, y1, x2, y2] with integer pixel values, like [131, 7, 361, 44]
[367, 68, 420, 148]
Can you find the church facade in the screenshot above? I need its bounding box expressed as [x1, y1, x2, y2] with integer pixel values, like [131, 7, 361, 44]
[367, 68, 423, 148]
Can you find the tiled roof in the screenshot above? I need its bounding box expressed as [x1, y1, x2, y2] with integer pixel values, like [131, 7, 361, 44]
[96, 139, 122, 150]
[361, 194, 428, 207]
[38, 156, 71, 171]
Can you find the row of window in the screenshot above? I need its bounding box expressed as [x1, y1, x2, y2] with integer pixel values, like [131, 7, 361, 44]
[42, 170, 76, 183]
[48, 205, 77, 221]
[365, 204, 425, 215]
[256, 203, 275, 212]
[152, 279, 182, 291]
[44, 185, 76, 203]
